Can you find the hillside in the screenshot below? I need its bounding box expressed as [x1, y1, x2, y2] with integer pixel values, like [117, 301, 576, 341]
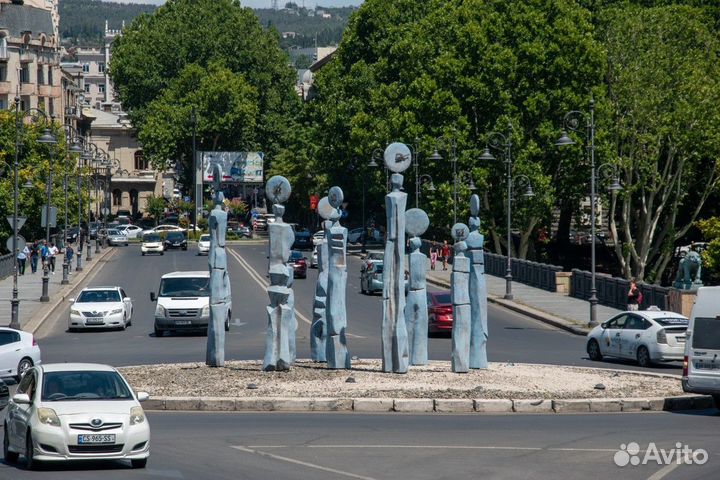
[60, 0, 157, 46]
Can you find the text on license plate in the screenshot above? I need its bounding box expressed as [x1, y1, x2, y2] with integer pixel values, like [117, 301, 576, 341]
[175, 320, 191, 325]
[695, 362, 720, 370]
[78, 434, 116, 444]
[86, 318, 104, 324]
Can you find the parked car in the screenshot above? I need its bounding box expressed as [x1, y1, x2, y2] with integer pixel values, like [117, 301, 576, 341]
[3, 363, 151, 470]
[197, 234, 210, 256]
[289, 251, 307, 279]
[88, 222, 103, 240]
[163, 231, 187, 251]
[141, 234, 164, 256]
[106, 229, 129, 246]
[586, 308, 688, 367]
[118, 224, 144, 239]
[347, 228, 382, 244]
[310, 247, 319, 269]
[428, 291, 453, 335]
[228, 221, 252, 238]
[116, 216, 132, 225]
[361, 251, 384, 272]
[65, 226, 81, 244]
[0, 327, 41, 382]
[293, 230, 313, 250]
[360, 262, 384, 295]
[142, 224, 184, 236]
[682, 286, 720, 409]
[68, 286, 133, 332]
[312, 230, 325, 246]
[151, 271, 230, 336]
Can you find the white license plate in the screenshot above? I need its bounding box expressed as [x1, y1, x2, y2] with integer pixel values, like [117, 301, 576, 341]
[78, 434, 115, 444]
[175, 320, 192, 325]
[85, 318, 104, 324]
[676, 337, 686, 343]
[695, 362, 720, 370]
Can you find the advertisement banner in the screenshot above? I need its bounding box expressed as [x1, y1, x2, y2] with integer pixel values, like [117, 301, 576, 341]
[201, 151, 264, 183]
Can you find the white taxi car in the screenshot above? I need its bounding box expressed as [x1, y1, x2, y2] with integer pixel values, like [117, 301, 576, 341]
[3, 363, 150, 470]
[141, 233, 164, 256]
[68, 287, 133, 331]
[197, 234, 210, 256]
[586, 308, 688, 367]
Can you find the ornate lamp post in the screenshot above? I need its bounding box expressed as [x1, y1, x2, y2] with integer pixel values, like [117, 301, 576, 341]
[556, 96, 622, 326]
[61, 129, 83, 285]
[83, 143, 97, 263]
[427, 137, 461, 223]
[480, 123, 533, 300]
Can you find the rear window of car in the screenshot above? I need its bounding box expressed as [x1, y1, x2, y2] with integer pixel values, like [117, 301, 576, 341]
[654, 317, 689, 327]
[692, 317, 720, 350]
[432, 293, 451, 305]
[290, 251, 304, 260]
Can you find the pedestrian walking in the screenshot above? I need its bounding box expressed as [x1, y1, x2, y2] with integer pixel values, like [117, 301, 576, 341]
[16, 246, 27, 275]
[441, 240, 450, 271]
[40, 240, 49, 272]
[30, 241, 39, 274]
[430, 244, 438, 271]
[48, 242, 59, 274]
[627, 278, 641, 311]
[66, 244, 74, 273]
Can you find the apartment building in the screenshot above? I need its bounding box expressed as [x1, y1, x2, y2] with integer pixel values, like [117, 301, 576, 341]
[76, 21, 121, 111]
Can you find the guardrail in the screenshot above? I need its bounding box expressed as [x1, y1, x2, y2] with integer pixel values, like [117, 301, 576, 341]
[0, 253, 14, 280]
[485, 252, 562, 292]
[570, 269, 669, 310]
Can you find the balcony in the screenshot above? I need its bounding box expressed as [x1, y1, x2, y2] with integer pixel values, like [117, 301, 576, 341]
[19, 49, 33, 63]
[0, 81, 12, 94]
[0, 47, 8, 62]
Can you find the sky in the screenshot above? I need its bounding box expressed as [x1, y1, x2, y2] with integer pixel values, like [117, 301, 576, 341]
[103, 0, 364, 7]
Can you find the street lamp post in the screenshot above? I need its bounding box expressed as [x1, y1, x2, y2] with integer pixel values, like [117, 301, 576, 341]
[556, 96, 622, 327]
[61, 131, 83, 285]
[85, 143, 98, 263]
[428, 138, 461, 223]
[191, 107, 198, 236]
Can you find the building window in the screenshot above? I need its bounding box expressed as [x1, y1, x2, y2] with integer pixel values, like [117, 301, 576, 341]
[47, 67, 53, 85]
[112, 189, 122, 206]
[134, 151, 149, 171]
[20, 96, 29, 111]
[20, 65, 30, 83]
[98, 62, 105, 73]
[49, 98, 54, 116]
[0, 95, 7, 110]
[0, 37, 7, 59]
[99, 84, 105, 94]
[0, 65, 6, 82]
[82, 63, 89, 73]
[37, 66, 44, 85]
[84, 83, 90, 93]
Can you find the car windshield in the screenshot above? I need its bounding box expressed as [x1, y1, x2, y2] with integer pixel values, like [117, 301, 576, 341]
[368, 253, 383, 260]
[144, 234, 161, 242]
[77, 290, 121, 303]
[107, 229, 121, 235]
[432, 293, 451, 305]
[200, 235, 210, 242]
[159, 277, 209, 297]
[290, 251, 303, 260]
[654, 317, 688, 327]
[167, 232, 184, 240]
[692, 317, 720, 350]
[41, 371, 133, 401]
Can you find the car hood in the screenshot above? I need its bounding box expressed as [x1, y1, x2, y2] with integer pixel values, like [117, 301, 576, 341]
[41, 400, 138, 416]
[73, 302, 123, 313]
[157, 297, 209, 308]
[198, 241, 210, 247]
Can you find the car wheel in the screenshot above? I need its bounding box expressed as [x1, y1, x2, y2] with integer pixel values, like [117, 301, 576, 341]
[161, 252, 164, 256]
[636, 346, 652, 368]
[3, 423, 18, 463]
[125, 243, 129, 246]
[25, 430, 38, 471]
[587, 339, 603, 361]
[225, 317, 230, 332]
[154, 326, 164, 337]
[120, 317, 127, 331]
[16, 357, 33, 380]
[131, 458, 147, 469]
[713, 395, 720, 410]
[142, 252, 145, 256]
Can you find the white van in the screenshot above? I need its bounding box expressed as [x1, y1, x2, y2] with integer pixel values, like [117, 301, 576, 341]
[682, 286, 720, 408]
[150, 271, 231, 337]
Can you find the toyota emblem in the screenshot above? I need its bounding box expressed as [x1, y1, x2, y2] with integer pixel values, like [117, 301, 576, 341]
[90, 418, 103, 428]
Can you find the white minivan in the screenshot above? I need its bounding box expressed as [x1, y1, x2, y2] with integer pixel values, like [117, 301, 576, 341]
[150, 271, 231, 337]
[682, 286, 720, 409]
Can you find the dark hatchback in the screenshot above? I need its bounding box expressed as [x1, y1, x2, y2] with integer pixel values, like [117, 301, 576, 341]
[292, 230, 312, 250]
[428, 291, 453, 335]
[164, 231, 188, 250]
[289, 250, 308, 279]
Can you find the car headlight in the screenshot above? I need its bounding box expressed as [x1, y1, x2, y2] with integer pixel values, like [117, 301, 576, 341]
[110, 308, 123, 315]
[70, 309, 80, 316]
[37, 407, 61, 427]
[201, 305, 210, 317]
[155, 304, 167, 317]
[130, 406, 145, 425]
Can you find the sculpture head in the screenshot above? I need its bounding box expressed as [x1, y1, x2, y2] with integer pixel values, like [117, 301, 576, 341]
[272, 204, 285, 221]
[409, 236, 422, 252]
[265, 175, 292, 205]
[212, 164, 224, 206]
[390, 173, 404, 192]
[469, 194, 481, 232]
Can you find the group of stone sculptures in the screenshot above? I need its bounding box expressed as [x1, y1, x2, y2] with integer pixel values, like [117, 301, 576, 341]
[205, 142, 489, 374]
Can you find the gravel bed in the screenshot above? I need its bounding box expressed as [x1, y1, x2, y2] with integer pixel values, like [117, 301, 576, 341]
[119, 360, 684, 400]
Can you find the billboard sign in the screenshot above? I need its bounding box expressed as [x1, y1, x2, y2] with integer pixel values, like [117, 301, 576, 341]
[202, 151, 264, 183]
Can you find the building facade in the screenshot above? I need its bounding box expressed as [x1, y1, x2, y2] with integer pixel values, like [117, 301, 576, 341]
[75, 21, 121, 111]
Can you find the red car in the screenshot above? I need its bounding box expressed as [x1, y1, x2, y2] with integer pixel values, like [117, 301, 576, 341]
[289, 250, 307, 279]
[428, 291, 453, 335]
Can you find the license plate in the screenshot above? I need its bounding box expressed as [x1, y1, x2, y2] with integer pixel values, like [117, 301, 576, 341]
[695, 362, 720, 370]
[175, 320, 191, 325]
[85, 318, 104, 324]
[676, 337, 685, 343]
[78, 434, 115, 444]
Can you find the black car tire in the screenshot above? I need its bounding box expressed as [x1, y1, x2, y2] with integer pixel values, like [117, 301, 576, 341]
[225, 317, 230, 332]
[25, 430, 38, 471]
[154, 326, 164, 337]
[3, 423, 18, 463]
[142, 252, 145, 256]
[182, 247, 187, 251]
[160, 252, 164, 256]
[125, 243, 129, 246]
[16, 357, 33, 382]
[587, 339, 603, 361]
[713, 395, 720, 410]
[131, 458, 147, 469]
[637, 346, 652, 368]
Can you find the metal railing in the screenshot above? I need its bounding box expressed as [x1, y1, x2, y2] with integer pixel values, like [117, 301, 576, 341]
[0, 253, 13, 280]
[485, 252, 562, 292]
[570, 269, 669, 310]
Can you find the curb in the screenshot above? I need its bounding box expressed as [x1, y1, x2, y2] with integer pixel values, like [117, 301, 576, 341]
[23, 247, 117, 335]
[141, 394, 716, 414]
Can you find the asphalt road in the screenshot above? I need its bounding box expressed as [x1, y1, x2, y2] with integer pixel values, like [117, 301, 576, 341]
[1, 410, 719, 479]
[31, 242, 679, 373]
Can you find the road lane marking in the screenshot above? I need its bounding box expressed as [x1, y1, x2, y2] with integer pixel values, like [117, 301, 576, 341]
[246, 444, 621, 452]
[231, 445, 377, 480]
[228, 248, 366, 339]
[647, 463, 682, 480]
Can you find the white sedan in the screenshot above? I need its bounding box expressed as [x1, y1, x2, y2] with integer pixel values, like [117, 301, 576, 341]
[117, 225, 144, 239]
[0, 328, 41, 382]
[141, 224, 184, 236]
[197, 234, 210, 255]
[68, 287, 133, 331]
[3, 363, 150, 470]
[586, 308, 688, 367]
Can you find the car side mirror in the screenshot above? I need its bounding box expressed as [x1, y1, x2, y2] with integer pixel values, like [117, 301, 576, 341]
[13, 393, 30, 404]
[125, 297, 132, 303]
[68, 298, 75, 304]
[136, 391, 150, 402]
[150, 292, 156, 302]
[601, 322, 608, 329]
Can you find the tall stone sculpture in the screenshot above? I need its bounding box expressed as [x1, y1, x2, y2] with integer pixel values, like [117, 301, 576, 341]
[405, 208, 430, 366]
[263, 175, 297, 372]
[206, 164, 230, 367]
[467, 195, 488, 369]
[324, 187, 351, 369]
[450, 223, 471, 373]
[310, 200, 331, 363]
[381, 143, 413, 373]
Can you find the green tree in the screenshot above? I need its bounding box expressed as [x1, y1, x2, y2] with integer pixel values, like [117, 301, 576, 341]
[601, 5, 720, 282]
[144, 195, 167, 226]
[224, 197, 248, 220]
[697, 217, 720, 284]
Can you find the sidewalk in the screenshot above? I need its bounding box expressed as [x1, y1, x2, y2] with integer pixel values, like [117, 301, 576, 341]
[350, 246, 622, 335]
[0, 246, 115, 333]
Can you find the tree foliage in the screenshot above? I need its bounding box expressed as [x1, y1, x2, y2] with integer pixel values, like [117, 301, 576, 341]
[143, 195, 166, 226]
